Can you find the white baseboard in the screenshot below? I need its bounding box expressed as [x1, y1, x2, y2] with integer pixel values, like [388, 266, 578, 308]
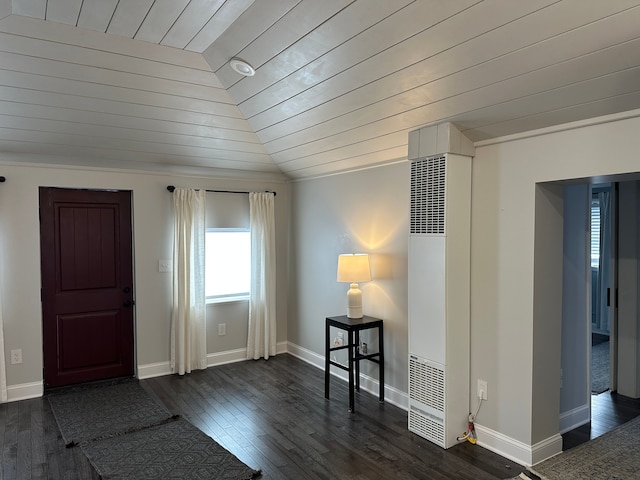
[138, 341, 289, 380]
[207, 347, 250, 367]
[559, 403, 589, 434]
[5, 381, 43, 402]
[286, 341, 408, 410]
[475, 423, 562, 467]
[137, 361, 172, 379]
[3, 342, 291, 400]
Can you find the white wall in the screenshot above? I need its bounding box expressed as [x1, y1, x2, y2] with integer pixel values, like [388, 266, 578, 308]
[617, 181, 640, 398]
[289, 163, 410, 399]
[0, 157, 289, 396]
[471, 112, 640, 461]
[559, 184, 590, 432]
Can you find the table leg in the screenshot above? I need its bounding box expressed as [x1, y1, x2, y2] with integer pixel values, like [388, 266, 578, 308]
[348, 329, 355, 413]
[355, 330, 361, 392]
[379, 325, 385, 403]
[324, 320, 330, 400]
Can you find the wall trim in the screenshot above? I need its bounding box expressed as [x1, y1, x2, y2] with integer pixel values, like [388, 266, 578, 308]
[288, 157, 407, 182]
[207, 347, 251, 367]
[475, 423, 562, 467]
[138, 341, 289, 380]
[6, 381, 43, 402]
[4, 342, 292, 402]
[286, 341, 408, 410]
[0, 155, 288, 183]
[137, 361, 172, 379]
[474, 108, 640, 148]
[559, 403, 590, 434]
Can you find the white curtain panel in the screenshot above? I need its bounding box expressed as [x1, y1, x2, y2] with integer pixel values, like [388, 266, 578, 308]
[0, 286, 6, 402]
[171, 188, 207, 375]
[247, 192, 277, 360]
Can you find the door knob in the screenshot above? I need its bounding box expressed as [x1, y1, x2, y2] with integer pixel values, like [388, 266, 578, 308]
[123, 300, 135, 308]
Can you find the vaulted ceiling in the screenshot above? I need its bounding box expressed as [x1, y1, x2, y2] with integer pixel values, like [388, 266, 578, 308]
[2, 0, 640, 179]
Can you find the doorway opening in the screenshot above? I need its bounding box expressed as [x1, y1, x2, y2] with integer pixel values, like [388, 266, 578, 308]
[561, 180, 640, 451]
[590, 184, 611, 396]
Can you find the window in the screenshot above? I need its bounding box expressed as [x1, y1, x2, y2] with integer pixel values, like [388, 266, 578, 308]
[205, 229, 250, 302]
[591, 197, 600, 268]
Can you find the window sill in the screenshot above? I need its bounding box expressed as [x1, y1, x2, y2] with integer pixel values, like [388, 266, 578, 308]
[206, 295, 249, 305]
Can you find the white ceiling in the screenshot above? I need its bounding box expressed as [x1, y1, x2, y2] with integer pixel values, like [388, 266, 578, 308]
[2, 0, 640, 179]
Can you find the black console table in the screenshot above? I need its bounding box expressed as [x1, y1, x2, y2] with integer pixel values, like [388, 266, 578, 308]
[324, 315, 384, 413]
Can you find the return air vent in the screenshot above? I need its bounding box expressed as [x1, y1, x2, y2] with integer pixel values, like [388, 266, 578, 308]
[410, 155, 446, 235]
[409, 355, 445, 412]
[409, 355, 446, 448]
[409, 407, 445, 448]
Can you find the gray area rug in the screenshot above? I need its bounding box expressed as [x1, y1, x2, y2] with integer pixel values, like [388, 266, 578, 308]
[591, 341, 609, 394]
[47, 379, 261, 480]
[83, 417, 259, 479]
[48, 379, 172, 445]
[531, 414, 640, 480]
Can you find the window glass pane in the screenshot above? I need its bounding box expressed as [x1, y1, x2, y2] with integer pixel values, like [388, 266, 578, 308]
[205, 230, 250, 298]
[591, 199, 600, 268]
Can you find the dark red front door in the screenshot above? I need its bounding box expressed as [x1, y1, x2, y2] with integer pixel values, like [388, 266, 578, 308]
[40, 187, 134, 388]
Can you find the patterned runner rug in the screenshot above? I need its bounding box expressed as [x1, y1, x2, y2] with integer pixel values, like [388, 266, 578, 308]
[591, 340, 609, 394]
[531, 414, 640, 480]
[48, 379, 172, 446]
[47, 378, 261, 480]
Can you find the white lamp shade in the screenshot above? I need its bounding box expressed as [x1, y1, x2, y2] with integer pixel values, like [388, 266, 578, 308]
[337, 253, 371, 283]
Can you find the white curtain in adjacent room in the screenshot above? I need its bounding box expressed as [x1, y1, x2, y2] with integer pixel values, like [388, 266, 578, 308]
[171, 188, 207, 375]
[247, 192, 276, 360]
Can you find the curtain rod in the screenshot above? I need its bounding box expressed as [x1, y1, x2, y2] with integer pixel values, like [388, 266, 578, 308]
[166, 185, 275, 196]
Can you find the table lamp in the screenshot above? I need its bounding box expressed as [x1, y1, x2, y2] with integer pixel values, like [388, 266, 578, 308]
[337, 253, 371, 318]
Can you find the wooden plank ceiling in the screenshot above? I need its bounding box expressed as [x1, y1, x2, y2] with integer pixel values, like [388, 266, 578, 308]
[1, 0, 640, 179]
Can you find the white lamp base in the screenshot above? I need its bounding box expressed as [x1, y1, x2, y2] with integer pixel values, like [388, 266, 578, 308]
[346, 282, 363, 318]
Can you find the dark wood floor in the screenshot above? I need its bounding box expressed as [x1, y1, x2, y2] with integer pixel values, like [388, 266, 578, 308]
[141, 355, 530, 480]
[1, 354, 529, 480]
[12, 353, 638, 479]
[562, 390, 640, 450]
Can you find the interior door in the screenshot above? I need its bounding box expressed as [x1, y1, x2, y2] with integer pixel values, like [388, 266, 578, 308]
[40, 187, 135, 388]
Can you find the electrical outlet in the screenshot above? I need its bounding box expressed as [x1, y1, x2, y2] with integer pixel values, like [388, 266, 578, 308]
[158, 259, 172, 272]
[477, 379, 488, 400]
[10, 349, 22, 365]
[218, 323, 226, 336]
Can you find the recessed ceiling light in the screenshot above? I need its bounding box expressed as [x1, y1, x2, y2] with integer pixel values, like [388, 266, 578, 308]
[230, 58, 255, 77]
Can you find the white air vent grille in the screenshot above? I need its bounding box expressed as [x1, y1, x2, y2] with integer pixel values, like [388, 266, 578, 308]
[410, 155, 446, 234]
[409, 407, 445, 447]
[409, 355, 445, 412]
